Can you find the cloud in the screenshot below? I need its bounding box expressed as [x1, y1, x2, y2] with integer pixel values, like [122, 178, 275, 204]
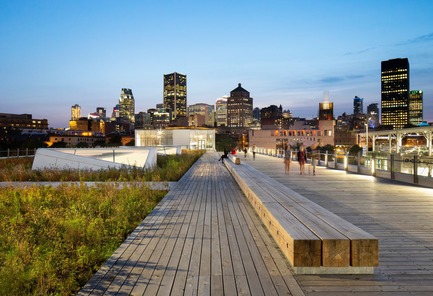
[398, 32, 433, 45]
[343, 47, 375, 56]
[319, 74, 364, 84]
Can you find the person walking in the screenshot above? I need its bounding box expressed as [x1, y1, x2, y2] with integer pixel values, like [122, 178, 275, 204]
[310, 143, 319, 176]
[252, 144, 257, 160]
[284, 145, 292, 174]
[297, 145, 307, 175]
[243, 147, 248, 160]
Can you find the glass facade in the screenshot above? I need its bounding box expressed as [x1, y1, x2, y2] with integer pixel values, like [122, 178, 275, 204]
[381, 58, 409, 130]
[353, 96, 364, 115]
[227, 83, 253, 128]
[163, 72, 187, 120]
[119, 88, 135, 124]
[409, 90, 423, 126]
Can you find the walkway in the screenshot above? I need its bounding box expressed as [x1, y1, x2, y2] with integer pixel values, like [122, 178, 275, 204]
[246, 153, 433, 295]
[80, 151, 433, 295]
[79, 152, 303, 295]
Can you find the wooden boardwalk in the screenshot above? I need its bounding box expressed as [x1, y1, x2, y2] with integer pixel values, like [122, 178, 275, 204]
[79, 152, 304, 296]
[80, 151, 433, 295]
[246, 153, 433, 295]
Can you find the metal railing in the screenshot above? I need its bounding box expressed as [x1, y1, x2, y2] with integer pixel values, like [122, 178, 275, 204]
[255, 147, 433, 188]
[0, 148, 36, 159]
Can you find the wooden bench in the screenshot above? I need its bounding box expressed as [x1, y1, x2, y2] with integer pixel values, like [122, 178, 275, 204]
[224, 161, 378, 274]
[228, 154, 241, 165]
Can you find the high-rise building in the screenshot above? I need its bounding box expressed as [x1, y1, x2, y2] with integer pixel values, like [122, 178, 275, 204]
[119, 88, 135, 124]
[188, 103, 214, 127]
[215, 96, 228, 127]
[260, 104, 282, 128]
[409, 90, 423, 126]
[353, 96, 364, 115]
[227, 83, 253, 128]
[96, 107, 106, 120]
[381, 58, 410, 129]
[163, 72, 187, 120]
[319, 101, 334, 120]
[71, 104, 81, 120]
[367, 103, 380, 128]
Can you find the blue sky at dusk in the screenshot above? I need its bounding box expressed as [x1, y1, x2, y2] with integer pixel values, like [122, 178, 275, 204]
[1, 0, 433, 128]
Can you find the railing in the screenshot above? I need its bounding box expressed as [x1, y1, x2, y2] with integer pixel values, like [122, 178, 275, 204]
[0, 148, 36, 159]
[255, 147, 433, 188]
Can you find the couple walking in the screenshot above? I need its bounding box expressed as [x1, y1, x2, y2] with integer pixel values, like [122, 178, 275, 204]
[284, 144, 315, 175]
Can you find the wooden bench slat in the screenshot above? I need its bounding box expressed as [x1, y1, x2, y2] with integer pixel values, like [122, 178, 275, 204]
[224, 159, 379, 271]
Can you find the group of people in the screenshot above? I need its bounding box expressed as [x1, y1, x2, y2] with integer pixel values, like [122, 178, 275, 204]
[284, 144, 318, 175]
[219, 144, 318, 176]
[218, 145, 257, 163]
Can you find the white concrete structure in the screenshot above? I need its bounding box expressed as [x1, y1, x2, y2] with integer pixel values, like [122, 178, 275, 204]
[135, 128, 216, 151]
[358, 125, 433, 156]
[32, 147, 157, 170]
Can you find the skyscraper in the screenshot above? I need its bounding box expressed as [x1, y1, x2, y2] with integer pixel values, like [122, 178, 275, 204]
[367, 103, 380, 128]
[163, 72, 187, 120]
[96, 107, 106, 120]
[319, 101, 334, 120]
[119, 88, 135, 124]
[381, 58, 410, 129]
[409, 90, 423, 126]
[71, 104, 81, 120]
[227, 83, 253, 128]
[215, 96, 228, 127]
[353, 96, 364, 115]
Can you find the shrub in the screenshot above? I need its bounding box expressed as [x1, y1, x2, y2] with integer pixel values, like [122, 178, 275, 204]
[0, 150, 204, 182]
[0, 183, 166, 295]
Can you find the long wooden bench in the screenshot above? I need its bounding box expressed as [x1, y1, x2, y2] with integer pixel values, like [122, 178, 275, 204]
[227, 153, 241, 164]
[224, 160, 378, 274]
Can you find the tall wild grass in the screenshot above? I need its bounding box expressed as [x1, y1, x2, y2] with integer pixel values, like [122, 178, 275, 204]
[0, 150, 203, 182]
[0, 150, 204, 295]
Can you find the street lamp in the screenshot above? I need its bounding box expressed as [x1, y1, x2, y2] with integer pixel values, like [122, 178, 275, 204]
[365, 123, 369, 154]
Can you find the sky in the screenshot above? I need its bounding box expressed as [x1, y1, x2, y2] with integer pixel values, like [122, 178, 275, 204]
[1, 0, 433, 128]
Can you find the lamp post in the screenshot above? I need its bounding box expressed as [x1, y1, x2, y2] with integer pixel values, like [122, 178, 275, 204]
[365, 123, 369, 153]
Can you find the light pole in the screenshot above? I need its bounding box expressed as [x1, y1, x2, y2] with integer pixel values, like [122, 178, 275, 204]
[365, 123, 369, 155]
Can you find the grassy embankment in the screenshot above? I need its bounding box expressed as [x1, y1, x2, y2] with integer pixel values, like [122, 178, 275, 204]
[0, 150, 204, 295]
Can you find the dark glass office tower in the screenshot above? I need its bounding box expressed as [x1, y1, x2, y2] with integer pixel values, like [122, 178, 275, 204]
[163, 72, 187, 120]
[353, 96, 364, 115]
[381, 58, 409, 129]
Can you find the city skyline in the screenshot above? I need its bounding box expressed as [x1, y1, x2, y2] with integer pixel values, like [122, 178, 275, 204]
[1, 1, 433, 128]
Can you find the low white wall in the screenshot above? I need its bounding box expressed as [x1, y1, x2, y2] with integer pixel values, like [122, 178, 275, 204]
[32, 147, 157, 171]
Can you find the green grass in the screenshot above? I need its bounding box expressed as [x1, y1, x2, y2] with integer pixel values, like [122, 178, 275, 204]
[0, 183, 166, 295]
[0, 150, 204, 295]
[0, 150, 204, 182]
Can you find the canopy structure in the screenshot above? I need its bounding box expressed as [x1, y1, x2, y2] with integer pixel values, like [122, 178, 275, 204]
[358, 126, 433, 156]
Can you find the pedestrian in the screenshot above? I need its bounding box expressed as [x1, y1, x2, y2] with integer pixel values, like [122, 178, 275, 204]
[243, 147, 248, 160]
[310, 143, 319, 176]
[297, 145, 307, 175]
[284, 145, 291, 174]
[252, 144, 257, 160]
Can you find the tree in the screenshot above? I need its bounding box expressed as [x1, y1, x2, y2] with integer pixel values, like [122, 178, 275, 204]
[349, 144, 363, 156]
[50, 141, 68, 148]
[319, 144, 334, 154]
[76, 142, 89, 148]
[215, 133, 236, 152]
